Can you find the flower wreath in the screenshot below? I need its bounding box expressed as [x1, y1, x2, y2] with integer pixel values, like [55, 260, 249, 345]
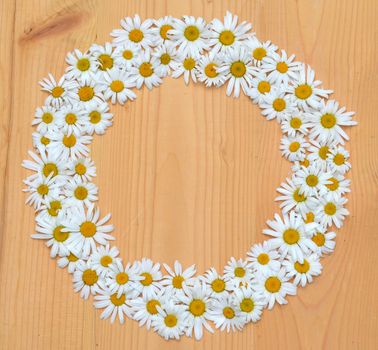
[22, 12, 357, 341]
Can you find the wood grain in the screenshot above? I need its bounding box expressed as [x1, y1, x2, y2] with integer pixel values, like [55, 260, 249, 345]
[1, 0, 377, 349]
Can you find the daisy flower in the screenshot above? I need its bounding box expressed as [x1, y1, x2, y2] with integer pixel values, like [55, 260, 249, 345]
[64, 204, 114, 256]
[32, 130, 51, 153]
[169, 16, 209, 57]
[32, 216, 71, 257]
[171, 54, 199, 84]
[196, 51, 227, 87]
[232, 286, 265, 323]
[280, 134, 309, 162]
[83, 101, 113, 135]
[66, 157, 96, 183]
[178, 282, 214, 340]
[247, 72, 275, 105]
[327, 146, 351, 174]
[100, 68, 136, 105]
[325, 173, 351, 196]
[207, 11, 252, 54]
[311, 228, 336, 255]
[153, 44, 178, 77]
[73, 260, 102, 299]
[32, 106, 59, 133]
[261, 49, 300, 85]
[65, 49, 98, 80]
[255, 268, 297, 309]
[245, 37, 277, 66]
[263, 212, 318, 263]
[111, 14, 155, 50]
[89, 42, 115, 72]
[281, 110, 310, 136]
[161, 260, 196, 296]
[64, 178, 98, 208]
[284, 253, 322, 287]
[218, 45, 257, 97]
[260, 87, 295, 122]
[208, 295, 246, 332]
[129, 50, 163, 90]
[37, 194, 69, 221]
[56, 105, 87, 136]
[223, 257, 254, 287]
[94, 287, 134, 324]
[307, 139, 337, 168]
[152, 302, 188, 340]
[71, 74, 104, 107]
[200, 267, 232, 298]
[315, 192, 349, 228]
[39, 73, 77, 108]
[113, 42, 140, 70]
[89, 244, 120, 277]
[57, 249, 86, 273]
[152, 16, 175, 46]
[106, 260, 141, 297]
[247, 241, 281, 274]
[134, 258, 163, 299]
[287, 64, 332, 109]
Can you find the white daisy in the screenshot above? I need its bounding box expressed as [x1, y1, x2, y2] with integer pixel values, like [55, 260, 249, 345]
[134, 258, 163, 299]
[260, 87, 295, 121]
[281, 110, 310, 136]
[32, 106, 59, 133]
[245, 37, 277, 66]
[89, 244, 120, 277]
[152, 16, 175, 46]
[200, 267, 232, 298]
[232, 286, 265, 323]
[247, 72, 275, 104]
[196, 51, 227, 87]
[72, 260, 102, 299]
[315, 192, 349, 228]
[37, 194, 69, 221]
[66, 157, 96, 183]
[153, 44, 178, 77]
[82, 101, 112, 135]
[247, 241, 281, 274]
[161, 260, 196, 296]
[32, 130, 51, 153]
[113, 42, 140, 70]
[283, 254, 322, 287]
[64, 178, 98, 208]
[223, 257, 253, 287]
[89, 42, 115, 72]
[71, 74, 104, 106]
[327, 146, 351, 174]
[307, 139, 337, 168]
[280, 134, 309, 162]
[65, 49, 98, 80]
[171, 54, 199, 84]
[57, 249, 86, 273]
[324, 173, 351, 196]
[56, 105, 87, 136]
[310, 228, 336, 255]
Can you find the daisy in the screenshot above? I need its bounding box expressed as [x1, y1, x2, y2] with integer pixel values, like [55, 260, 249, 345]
[281, 110, 310, 136]
[260, 87, 295, 122]
[263, 212, 318, 263]
[255, 268, 297, 309]
[152, 302, 188, 340]
[178, 282, 214, 340]
[32, 130, 51, 153]
[94, 287, 134, 324]
[111, 14, 155, 50]
[161, 260, 196, 296]
[32, 216, 71, 258]
[89, 42, 115, 72]
[325, 173, 351, 196]
[247, 72, 275, 105]
[89, 244, 120, 277]
[129, 50, 162, 90]
[37, 194, 69, 221]
[327, 146, 351, 174]
[284, 254, 322, 287]
[152, 16, 175, 46]
[71, 74, 104, 106]
[134, 258, 163, 299]
[275, 176, 318, 216]
[106, 260, 141, 297]
[169, 16, 209, 57]
[223, 257, 254, 287]
[200, 267, 232, 298]
[196, 51, 227, 87]
[113, 42, 140, 70]
[57, 249, 86, 273]
[307, 139, 337, 168]
[208, 295, 246, 332]
[280, 134, 309, 162]
[171, 54, 199, 84]
[66, 157, 96, 183]
[261, 49, 300, 85]
[207, 11, 252, 54]
[287, 64, 332, 109]
[39, 73, 77, 108]
[73, 260, 102, 299]
[316, 192, 349, 228]
[247, 241, 281, 274]
[82, 101, 113, 135]
[245, 37, 277, 66]
[100, 68, 136, 105]
[32, 106, 59, 133]
[311, 228, 336, 255]
[65, 49, 98, 80]
[307, 99, 357, 144]
[153, 45, 178, 77]
[218, 45, 257, 97]
[56, 105, 87, 136]
[232, 286, 265, 323]
[64, 178, 98, 208]
[64, 204, 114, 256]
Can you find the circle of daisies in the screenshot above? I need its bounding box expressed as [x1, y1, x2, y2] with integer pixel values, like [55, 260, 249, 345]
[23, 12, 357, 341]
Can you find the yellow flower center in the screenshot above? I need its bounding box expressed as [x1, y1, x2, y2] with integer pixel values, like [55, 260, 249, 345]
[240, 298, 254, 312]
[146, 299, 160, 314]
[74, 186, 88, 200]
[184, 25, 200, 41]
[116, 272, 129, 285]
[80, 221, 96, 237]
[326, 177, 339, 191]
[257, 80, 271, 94]
[293, 188, 307, 202]
[172, 275, 184, 289]
[319, 146, 329, 160]
[306, 174, 319, 187]
[100, 255, 113, 267]
[189, 299, 206, 316]
[164, 314, 178, 327]
[82, 269, 98, 286]
[160, 53, 171, 65]
[89, 110, 101, 124]
[257, 253, 270, 265]
[324, 202, 336, 215]
[273, 98, 286, 112]
[43, 163, 58, 177]
[294, 260, 310, 273]
[312, 232, 326, 247]
[67, 253, 78, 262]
[283, 228, 300, 244]
[98, 54, 113, 71]
[295, 84, 312, 100]
[320, 113, 337, 129]
[129, 29, 144, 43]
[305, 211, 315, 223]
[41, 136, 50, 145]
[51, 86, 64, 98]
[42, 112, 54, 124]
[230, 61, 246, 78]
[204, 63, 218, 78]
[300, 158, 310, 167]
[140, 272, 153, 286]
[110, 293, 126, 306]
[75, 162, 87, 175]
[183, 57, 196, 70]
[53, 225, 69, 242]
[78, 86, 94, 102]
[63, 134, 77, 148]
[223, 306, 235, 319]
[333, 153, 345, 165]
[160, 24, 173, 40]
[65, 113, 77, 125]
[77, 58, 90, 72]
[289, 141, 300, 152]
[122, 50, 133, 60]
[219, 30, 235, 45]
[37, 184, 49, 196]
[139, 62, 153, 77]
[48, 200, 61, 216]
[276, 61, 288, 73]
[110, 80, 124, 93]
[290, 117, 302, 129]
[211, 278, 226, 293]
[234, 267, 246, 278]
[253, 47, 266, 61]
[265, 276, 281, 293]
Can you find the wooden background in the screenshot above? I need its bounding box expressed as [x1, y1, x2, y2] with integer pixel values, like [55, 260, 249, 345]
[1, 0, 377, 349]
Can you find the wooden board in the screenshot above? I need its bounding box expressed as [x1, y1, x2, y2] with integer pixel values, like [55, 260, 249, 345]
[1, 0, 377, 349]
